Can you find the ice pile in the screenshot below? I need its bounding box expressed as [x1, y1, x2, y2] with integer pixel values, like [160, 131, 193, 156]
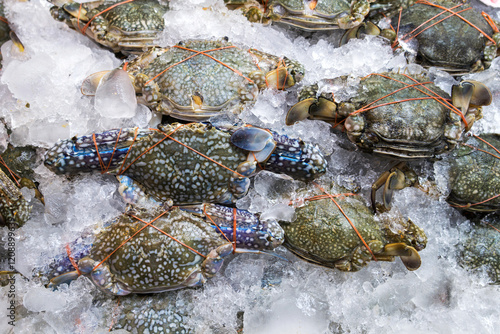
[0, 0, 499, 333]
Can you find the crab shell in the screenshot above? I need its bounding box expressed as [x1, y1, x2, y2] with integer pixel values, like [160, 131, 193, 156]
[460, 217, 500, 284]
[44, 123, 326, 206]
[227, 0, 374, 30]
[0, 169, 31, 228]
[107, 291, 192, 333]
[50, 0, 169, 54]
[280, 183, 427, 271]
[82, 39, 304, 121]
[393, 0, 500, 73]
[0, 145, 43, 228]
[446, 133, 500, 213]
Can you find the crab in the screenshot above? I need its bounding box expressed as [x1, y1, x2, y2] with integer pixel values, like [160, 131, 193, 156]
[225, 0, 377, 30]
[106, 291, 192, 333]
[445, 133, 500, 213]
[0, 145, 43, 228]
[44, 122, 326, 206]
[47, 204, 285, 295]
[287, 72, 492, 159]
[343, 0, 500, 74]
[279, 182, 427, 271]
[367, 133, 500, 213]
[459, 216, 500, 284]
[81, 38, 304, 121]
[49, 0, 169, 54]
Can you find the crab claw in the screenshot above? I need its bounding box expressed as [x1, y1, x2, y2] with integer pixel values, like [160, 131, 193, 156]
[452, 80, 492, 131]
[48, 270, 80, 289]
[286, 98, 317, 125]
[9, 31, 24, 53]
[265, 67, 296, 90]
[81, 70, 111, 96]
[62, 2, 90, 21]
[381, 243, 421, 271]
[286, 94, 338, 126]
[340, 21, 380, 46]
[371, 162, 415, 212]
[231, 127, 276, 162]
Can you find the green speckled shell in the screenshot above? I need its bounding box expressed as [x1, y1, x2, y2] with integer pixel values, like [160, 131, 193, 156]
[0, 145, 41, 228]
[0, 169, 30, 228]
[447, 134, 500, 212]
[349, 72, 456, 158]
[110, 292, 192, 333]
[113, 123, 248, 204]
[90, 0, 167, 33]
[460, 219, 500, 284]
[395, 0, 493, 70]
[90, 207, 227, 293]
[128, 40, 262, 115]
[280, 183, 384, 266]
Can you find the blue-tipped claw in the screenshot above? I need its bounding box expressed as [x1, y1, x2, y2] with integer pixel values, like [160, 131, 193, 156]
[230, 127, 274, 152]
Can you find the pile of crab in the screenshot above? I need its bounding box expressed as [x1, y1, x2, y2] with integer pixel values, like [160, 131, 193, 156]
[1, 0, 500, 333]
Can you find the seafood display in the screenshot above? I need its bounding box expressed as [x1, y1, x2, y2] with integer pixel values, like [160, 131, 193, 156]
[1, 0, 499, 333]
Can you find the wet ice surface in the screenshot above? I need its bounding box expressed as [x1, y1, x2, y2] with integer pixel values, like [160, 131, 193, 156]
[0, 0, 499, 333]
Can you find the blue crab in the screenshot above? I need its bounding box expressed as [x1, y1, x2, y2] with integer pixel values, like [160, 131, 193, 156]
[287, 72, 491, 159]
[280, 182, 427, 271]
[82, 38, 304, 121]
[343, 0, 500, 74]
[459, 216, 500, 284]
[0, 145, 43, 228]
[46, 204, 284, 295]
[445, 133, 500, 213]
[0, 169, 30, 228]
[105, 291, 192, 333]
[225, 0, 377, 30]
[44, 122, 326, 206]
[368, 133, 500, 213]
[49, 0, 169, 54]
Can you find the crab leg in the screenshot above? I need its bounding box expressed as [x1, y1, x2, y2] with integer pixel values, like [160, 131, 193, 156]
[44, 128, 150, 174]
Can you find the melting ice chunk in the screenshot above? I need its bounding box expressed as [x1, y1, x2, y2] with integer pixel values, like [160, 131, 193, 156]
[94, 69, 137, 119]
[23, 287, 67, 313]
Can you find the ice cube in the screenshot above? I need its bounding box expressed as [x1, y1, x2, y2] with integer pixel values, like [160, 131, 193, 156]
[94, 69, 137, 119]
